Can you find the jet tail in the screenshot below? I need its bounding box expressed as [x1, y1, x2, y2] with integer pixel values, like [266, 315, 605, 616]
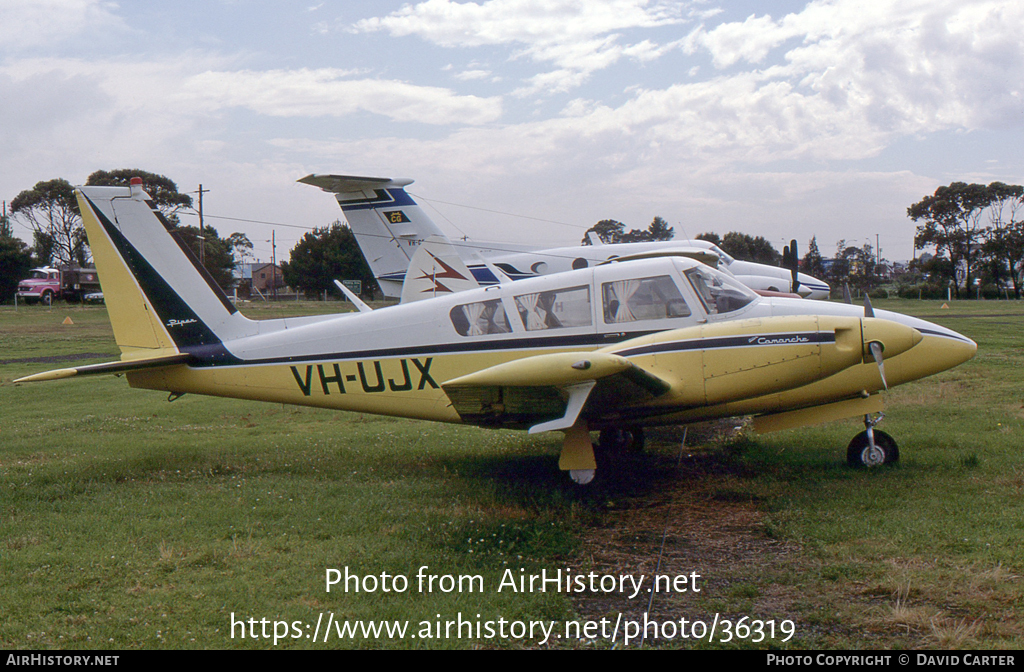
[298, 174, 447, 297]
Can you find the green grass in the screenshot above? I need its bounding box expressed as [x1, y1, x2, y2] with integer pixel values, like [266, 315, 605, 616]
[1, 298, 1023, 649]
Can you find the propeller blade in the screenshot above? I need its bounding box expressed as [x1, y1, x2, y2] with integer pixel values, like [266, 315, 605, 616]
[789, 239, 800, 294]
[868, 341, 887, 390]
[863, 293, 875, 318]
[843, 283, 852, 304]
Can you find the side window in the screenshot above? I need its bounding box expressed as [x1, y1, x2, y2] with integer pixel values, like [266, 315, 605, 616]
[684, 266, 756, 315]
[514, 286, 592, 331]
[602, 275, 690, 323]
[450, 299, 512, 337]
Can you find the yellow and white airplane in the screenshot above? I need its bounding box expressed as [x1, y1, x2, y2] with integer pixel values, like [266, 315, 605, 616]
[17, 180, 976, 484]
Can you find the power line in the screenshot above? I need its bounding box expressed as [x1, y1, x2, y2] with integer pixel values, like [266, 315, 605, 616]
[410, 193, 585, 230]
[178, 210, 314, 231]
[176, 210, 600, 262]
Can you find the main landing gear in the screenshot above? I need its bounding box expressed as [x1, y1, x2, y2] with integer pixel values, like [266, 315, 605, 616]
[563, 425, 646, 485]
[847, 412, 899, 468]
[598, 426, 645, 454]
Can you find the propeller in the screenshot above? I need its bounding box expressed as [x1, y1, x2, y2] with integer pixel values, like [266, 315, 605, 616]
[862, 293, 886, 389]
[842, 283, 852, 304]
[782, 239, 801, 294]
[868, 341, 887, 390]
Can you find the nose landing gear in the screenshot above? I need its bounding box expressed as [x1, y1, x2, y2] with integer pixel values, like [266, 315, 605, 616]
[847, 413, 899, 468]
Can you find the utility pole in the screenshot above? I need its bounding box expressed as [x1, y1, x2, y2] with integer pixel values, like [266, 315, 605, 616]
[271, 230, 277, 299]
[875, 232, 881, 280]
[197, 184, 209, 266]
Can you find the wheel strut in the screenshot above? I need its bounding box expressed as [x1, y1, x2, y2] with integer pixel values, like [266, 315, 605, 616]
[848, 412, 898, 468]
[863, 412, 885, 464]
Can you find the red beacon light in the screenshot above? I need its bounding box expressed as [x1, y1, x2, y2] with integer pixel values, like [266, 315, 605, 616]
[129, 176, 145, 199]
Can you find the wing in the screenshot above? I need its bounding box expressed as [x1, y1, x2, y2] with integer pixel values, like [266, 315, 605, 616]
[441, 352, 671, 433]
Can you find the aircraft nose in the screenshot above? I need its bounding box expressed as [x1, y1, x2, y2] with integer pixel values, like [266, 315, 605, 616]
[893, 321, 977, 382]
[935, 329, 977, 368]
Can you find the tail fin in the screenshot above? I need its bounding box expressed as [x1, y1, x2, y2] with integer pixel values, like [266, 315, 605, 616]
[77, 180, 257, 360]
[399, 235, 480, 304]
[298, 174, 447, 297]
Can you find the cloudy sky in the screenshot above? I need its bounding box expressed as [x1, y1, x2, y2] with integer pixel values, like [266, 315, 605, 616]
[2, 0, 1022, 263]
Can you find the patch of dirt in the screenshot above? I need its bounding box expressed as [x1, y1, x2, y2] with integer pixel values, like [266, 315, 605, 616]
[572, 422, 803, 643]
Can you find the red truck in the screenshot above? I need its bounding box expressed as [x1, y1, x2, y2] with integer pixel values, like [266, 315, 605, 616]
[16, 265, 101, 305]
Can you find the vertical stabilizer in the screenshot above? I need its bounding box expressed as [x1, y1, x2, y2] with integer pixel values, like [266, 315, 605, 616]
[298, 174, 447, 297]
[400, 235, 480, 304]
[76, 181, 257, 360]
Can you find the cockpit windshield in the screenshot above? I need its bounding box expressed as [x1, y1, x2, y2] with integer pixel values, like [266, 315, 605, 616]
[683, 265, 756, 315]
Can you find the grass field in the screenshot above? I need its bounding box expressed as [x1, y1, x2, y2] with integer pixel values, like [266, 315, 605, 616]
[1, 298, 1021, 649]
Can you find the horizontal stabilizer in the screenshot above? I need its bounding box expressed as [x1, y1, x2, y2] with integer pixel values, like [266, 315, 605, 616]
[14, 353, 192, 383]
[297, 174, 413, 194]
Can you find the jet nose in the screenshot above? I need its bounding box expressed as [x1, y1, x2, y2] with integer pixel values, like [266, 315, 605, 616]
[796, 272, 830, 299]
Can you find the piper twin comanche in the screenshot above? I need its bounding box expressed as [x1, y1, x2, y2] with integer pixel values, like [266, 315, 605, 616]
[17, 180, 975, 484]
[298, 175, 832, 301]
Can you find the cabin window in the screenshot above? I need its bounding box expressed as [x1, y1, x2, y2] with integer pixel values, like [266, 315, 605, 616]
[514, 286, 592, 330]
[602, 275, 690, 323]
[684, 266, 756, 315]
[450, 299, 512, 337]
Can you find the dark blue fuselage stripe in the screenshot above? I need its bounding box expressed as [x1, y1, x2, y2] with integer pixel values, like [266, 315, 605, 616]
[338, 189, 417, 211]
[613, 331, 834, 358]
[199, 330, 834, 370]
[196, 330, 657, 368]
[916, 328, 974, 345]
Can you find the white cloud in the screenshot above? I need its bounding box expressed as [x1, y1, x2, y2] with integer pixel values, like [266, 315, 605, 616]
[184, 69, 503, 124]
[453, 69, 493, 81]
[0, 57, 503, 128]
[0, 0, 127, 51]
[354, 0, 686, 94]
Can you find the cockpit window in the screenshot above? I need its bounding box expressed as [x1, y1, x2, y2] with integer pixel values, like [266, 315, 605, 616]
[684, 266, 756, 315]
[514, 286, 592, 330]
[450, 299, 512, 337]
[602, 275, 690, 323]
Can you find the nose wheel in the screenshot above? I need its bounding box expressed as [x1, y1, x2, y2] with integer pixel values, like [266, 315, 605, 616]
[847, 413, 899, 467]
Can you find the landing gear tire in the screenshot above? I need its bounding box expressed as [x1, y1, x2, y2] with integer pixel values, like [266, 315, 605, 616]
[569, 469, 596, 485]
[847, 429, 899, 468]
[598, 426, 645, 453]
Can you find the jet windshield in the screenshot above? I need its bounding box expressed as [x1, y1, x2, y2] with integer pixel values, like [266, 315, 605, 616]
[683, 265, 757, 315]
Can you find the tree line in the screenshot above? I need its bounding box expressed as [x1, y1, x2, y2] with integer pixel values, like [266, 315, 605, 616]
[0, 169, 374, 302]
[3, 175, 1020, 303]
[908, 182, 1023, 299]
